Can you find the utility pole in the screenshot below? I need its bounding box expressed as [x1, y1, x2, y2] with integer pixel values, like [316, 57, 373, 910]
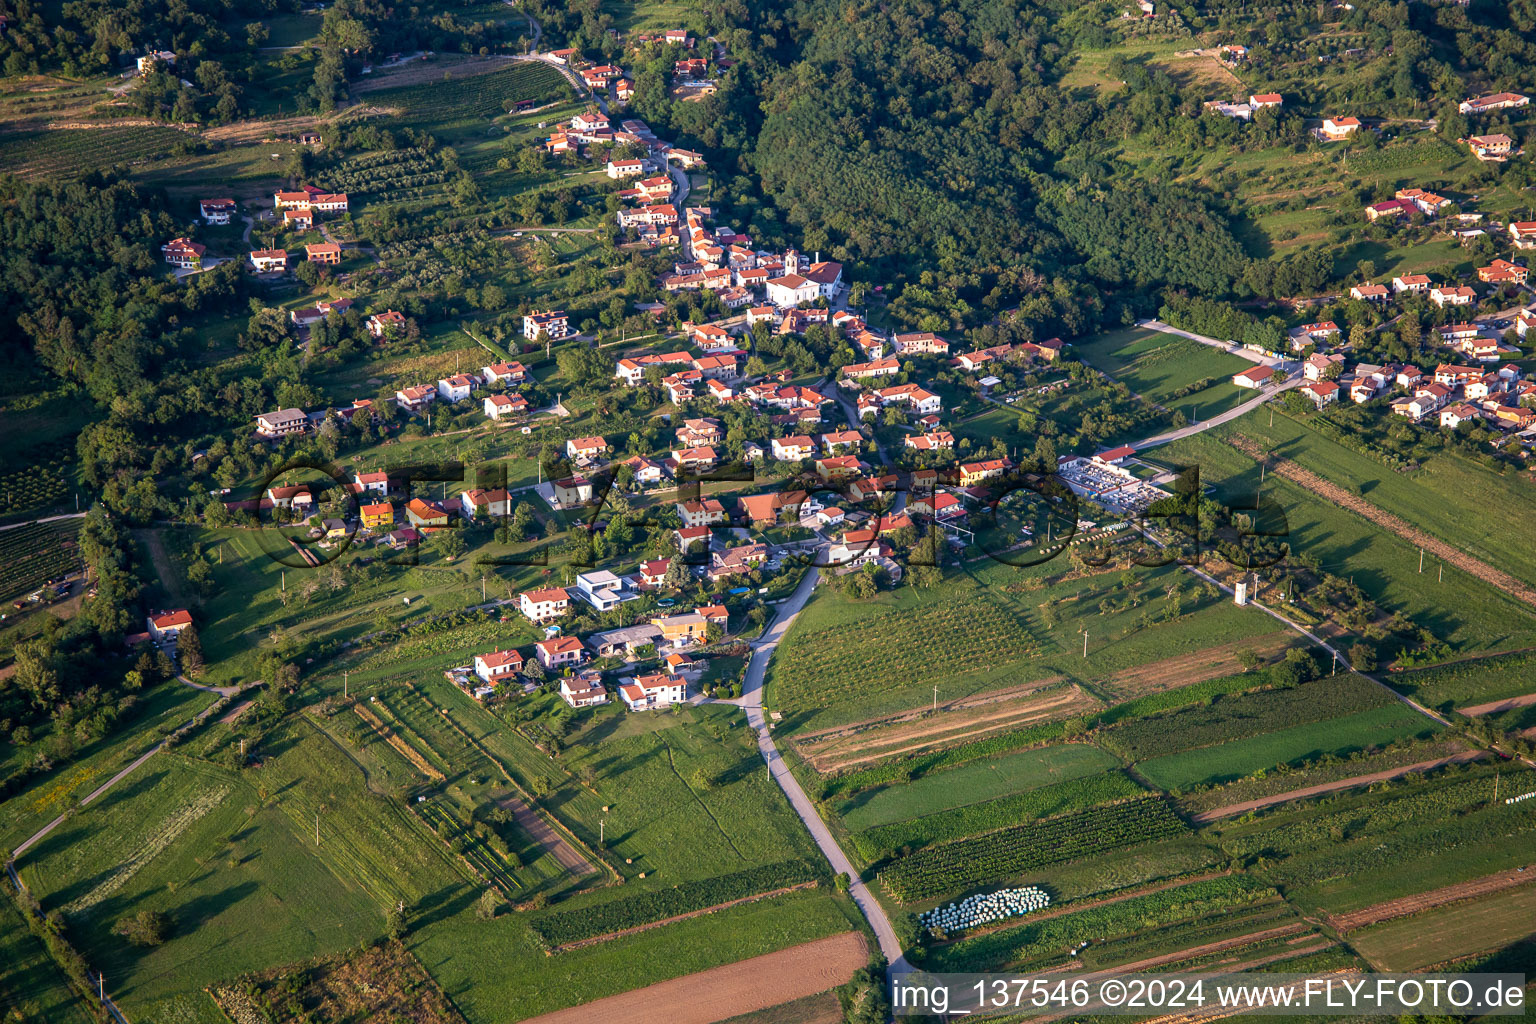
[1083, 631, 1089, 658]
[1331, 649, 1338, 675]
[1419, 547, 1424, 573]
[1439, 564, 1443, 583]
[599, 818, 605, 845]
[1494, 770, 1500, 804]
[344, 671, 348, 698]
[932, 685, 938, 713]
[315, 810, 320, 846]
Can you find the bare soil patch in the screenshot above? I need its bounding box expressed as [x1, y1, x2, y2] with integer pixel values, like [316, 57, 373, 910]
[1329, 867, 1536, 934]
[499, 794, 594, 876]
[795, 679, 1064, 742]
[1101, 632, 1295, 699]
[1230, 435, 1536, 609]
[797, 685, 1100, 773]
[1461, 691, 1536, 716]
[202, 113, 323, 144]
[517, 932, 868, 1024]
[1189, 749, 1486, 823]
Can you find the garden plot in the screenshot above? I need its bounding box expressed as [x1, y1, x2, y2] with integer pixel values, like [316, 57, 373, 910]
[796, 685, 1100, 774]
[1098, 631, 1294, 700]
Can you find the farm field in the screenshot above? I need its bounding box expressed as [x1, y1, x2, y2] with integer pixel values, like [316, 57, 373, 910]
[1349, 886, 1536, 971]
[358, 61, 572, 138]
[1388, 650, 1536, 710]
[15, 753, 390, 1024]
[0, 681, 218, 853]
[1154, 430, 1536, 653]
[0, 894, 96, 1024]
[0, 518, 82, 602]
[1072, 327, 1255, 413]
[833, 743, 1120, 830]
[1216, 406, 1536, 592]
[1134, 704, 1442, 791]
[0, 125, 192, 180]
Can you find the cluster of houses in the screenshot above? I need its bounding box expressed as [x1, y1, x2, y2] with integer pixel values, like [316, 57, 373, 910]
[1293, 354, 1534, 432]
[254, 355, 534, 442]
[160, 188, 352, 274]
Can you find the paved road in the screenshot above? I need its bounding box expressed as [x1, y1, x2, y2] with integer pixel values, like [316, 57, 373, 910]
[9, 680, 241, 862]
[738, 569, 908, 969]
[1132, 374, 1302, 451]
[1138, 319, 1288, 367]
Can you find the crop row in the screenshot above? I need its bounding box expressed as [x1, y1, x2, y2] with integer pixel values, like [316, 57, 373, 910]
[529, 859, 826, 948]
[852, 772, 1146, 862]
[1215, 767, 1519, 860]
[813, 719, 1074, 799]
[775, 602, 1041, 708]
[878, 798, 1188, 904]
[929, 875, 1277, 972]
[1099, 675, 1391, 762]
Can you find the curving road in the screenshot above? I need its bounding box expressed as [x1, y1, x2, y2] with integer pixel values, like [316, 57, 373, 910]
[738, 568, 909, 970]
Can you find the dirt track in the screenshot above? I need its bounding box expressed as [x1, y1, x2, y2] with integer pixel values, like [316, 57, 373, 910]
[1329, 867, 1536, 933]
[1229, 435, 1536, 609]
[499, 794, 593, 876]
[1189, 750, 1486, 823]
[1461, 691, 1536, 716]
[353, 704, 444, 780]
[517, 932, 869, 1024]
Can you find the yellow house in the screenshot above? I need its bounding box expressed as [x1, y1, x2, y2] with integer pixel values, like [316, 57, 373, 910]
[360, 501, 394, 531]
[650, 611, 708, 647]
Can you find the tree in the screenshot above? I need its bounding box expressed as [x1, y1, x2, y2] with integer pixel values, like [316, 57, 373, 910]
[177, 624, 205, 676]
[114, 909, 171, 947]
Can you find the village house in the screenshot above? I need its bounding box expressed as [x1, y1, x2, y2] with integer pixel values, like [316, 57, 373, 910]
[460, 487, 512, 519]
[1232, 366, 1273, 389]
[306, 242, 342, 265]
[519, 587, 571, 623]
[147, 608, 192, 640]
[670, 446, 719, 473]
[535, 635, 586, 671]
[137, 50, 176, 75]
[437, 374, 476, 403]
[483, 361, 529, 385]
[1430, 285, 1477, 307]
[161, 237, 205, 269]
[483, 393, 528, 419]
[815, 455, 863, 481]
[474, 648, 524, 686]
[650, 611, 710, 647]
[1304, 353, 1345, 380]
[819, 429, 863, 452]
[405, 498, 450, 530]
[839, 358, 902, 383]
[359, 501, 394, 531]
[1320, 116, 1361, 141]
[255, 408, 308, 439]
[395, 385, 435, 412]
[1365, 199, 1412, 222]
[1510, 222, 1536, 249]
[1396, 188, 1451, 216]
[619, 672, 687, 711]
[892, 332, 950, 356]
[677, 498, 727, 527]
[864, 383, 941, 417]
[1466, 134, 1515, 161]
[1478, 259, 1528, 285]
[771, 435, 816, 461]
[524, 309, 572, 340]
[606, 158, 646, 178]
[566, 436, 610, 462]
[1393, 274, 1432, 294]
[1460, 92, 1530, 114]
[574, 570, 632, 612]
[905, 430, 956, 451]
[199, 198, 236, 225]
[709, 542, 767, 581]
[367, 310, 407, 337]
[828, 529, 888, 567]
[618, 455, 665, 486]
[353, 470, 389, 496]
[561, 673, 609, 708]
[249, 248, 289, 273]
[265, 485, 312, 511]
[1440, 402, 1482, 429]
[1349, 283, 1390, 303]
[282, 207, 314, 230]
[959, 458, 1010, 487]
[553, 476, 594, 506]
[677, 418, 724, 448]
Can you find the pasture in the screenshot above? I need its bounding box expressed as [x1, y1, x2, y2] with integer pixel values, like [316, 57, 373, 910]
[1153, 430, 1536, 654]
[1134, 704, 1442, 790]
[1350, 887, 1536, 970]
[834, 743, 1120, 831]
[1073, 327, 1254, 412]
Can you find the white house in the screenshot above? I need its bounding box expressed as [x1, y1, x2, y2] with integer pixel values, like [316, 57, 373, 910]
[147, 609, 192, 639]
[483, 393, 527, 419]
[353, 470, 389, 495]
[519, 587, 571, 622]
[618, 672, 687, 711]
[199, 198, 236, 225]
[560, 673, 609, 708]
[1232, 366, 1273, 389]
[534, 635, 586, 670]
[771, 435, 816, 461]
[437, 374, 476, 402]
[574, 570, 631, 612]
[474, 648, 524, 685]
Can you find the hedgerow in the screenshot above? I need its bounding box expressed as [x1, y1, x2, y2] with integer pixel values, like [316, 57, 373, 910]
[530, 859, 827, 947]
[852, 771, 1146, 861]
[878, 798, 1188, 903]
